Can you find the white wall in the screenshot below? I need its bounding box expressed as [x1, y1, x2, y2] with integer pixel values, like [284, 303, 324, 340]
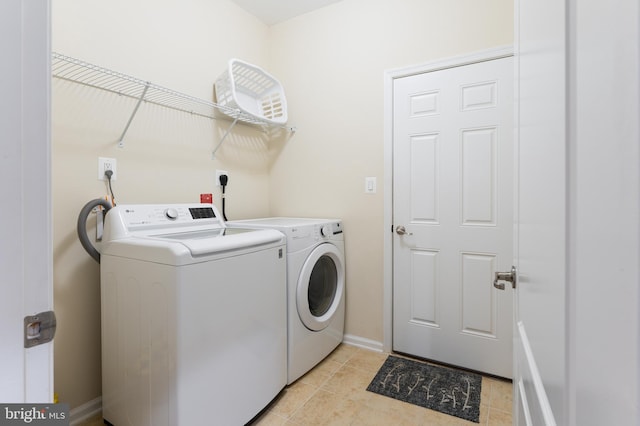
[52, 0, 514, 410]
[571, 0, 640, 423]
[268, 0, 513, 344]
[516, 0, 640, 422]
[51, 1, 640, 423]
[52, 0, 275, 409]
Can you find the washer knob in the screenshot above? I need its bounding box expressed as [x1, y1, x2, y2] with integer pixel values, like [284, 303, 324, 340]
[164, 208, 179, 220]
[320, 225, 331, 237]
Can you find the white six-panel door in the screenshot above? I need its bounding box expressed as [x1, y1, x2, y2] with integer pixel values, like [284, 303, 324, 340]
[392, 56, 514, 378]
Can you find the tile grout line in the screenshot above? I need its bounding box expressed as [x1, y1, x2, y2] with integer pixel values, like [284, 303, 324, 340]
[279, 346, 361, 423]
[264, 346, 513, 425]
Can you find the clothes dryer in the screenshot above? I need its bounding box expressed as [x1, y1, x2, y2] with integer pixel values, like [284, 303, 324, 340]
[229, 217, 345, 384]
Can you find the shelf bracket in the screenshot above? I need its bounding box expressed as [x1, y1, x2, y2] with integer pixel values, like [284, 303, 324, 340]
[211, 115, 240, 159]
[118, 82, 150, 148]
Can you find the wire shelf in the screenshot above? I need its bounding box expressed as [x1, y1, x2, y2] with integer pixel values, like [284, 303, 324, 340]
[51, 52, 294, 149]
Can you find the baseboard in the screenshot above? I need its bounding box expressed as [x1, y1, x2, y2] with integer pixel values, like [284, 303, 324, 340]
[342, 334, 384, 353]
[69, 396, 101, 425]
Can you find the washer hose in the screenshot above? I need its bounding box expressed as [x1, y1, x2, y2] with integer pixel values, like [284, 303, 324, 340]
[77, 198, 112, 263]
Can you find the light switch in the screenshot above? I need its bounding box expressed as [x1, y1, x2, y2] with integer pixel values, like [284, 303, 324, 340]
[365, 177, 377, 194]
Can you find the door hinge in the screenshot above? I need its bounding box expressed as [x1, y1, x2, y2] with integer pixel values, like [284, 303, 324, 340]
[24, 311, 56, 348]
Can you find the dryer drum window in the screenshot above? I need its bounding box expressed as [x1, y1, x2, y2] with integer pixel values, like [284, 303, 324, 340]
[308, 255, 338, 317]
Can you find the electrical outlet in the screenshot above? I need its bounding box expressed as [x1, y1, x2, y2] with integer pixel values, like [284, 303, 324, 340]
[215, 170, 228, 187]
[98, 157, 117, 180]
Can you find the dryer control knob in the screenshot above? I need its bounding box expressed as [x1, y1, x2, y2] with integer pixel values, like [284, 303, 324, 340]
[164, 208, 179, 220]
[320, 225, 331, 237]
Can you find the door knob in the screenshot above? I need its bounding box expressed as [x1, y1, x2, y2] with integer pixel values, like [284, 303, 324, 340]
[494, 266, 517, 290]
[395, 225, 413, 236]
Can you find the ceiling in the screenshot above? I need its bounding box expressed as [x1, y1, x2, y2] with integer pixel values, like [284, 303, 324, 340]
[230, 0, 342, 26]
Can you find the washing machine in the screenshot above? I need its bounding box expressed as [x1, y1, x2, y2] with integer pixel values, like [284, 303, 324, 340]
[229, 217, 345, 384]
[99, 204, 287, 426]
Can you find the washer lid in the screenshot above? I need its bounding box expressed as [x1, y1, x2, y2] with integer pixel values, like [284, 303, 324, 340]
[101, 227, 284, 264]
[144, 227, 283, 256]
[101, 204, 285, 262]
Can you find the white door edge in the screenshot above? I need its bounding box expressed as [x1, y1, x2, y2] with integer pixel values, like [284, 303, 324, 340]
[24, 0, 54, 403]
[516, 322, 557, 426]
[382, 44, 515, 352]
[1, 0, 53, 403]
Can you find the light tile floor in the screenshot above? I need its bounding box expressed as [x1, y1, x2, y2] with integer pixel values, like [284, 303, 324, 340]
[78, 344, 513, 426]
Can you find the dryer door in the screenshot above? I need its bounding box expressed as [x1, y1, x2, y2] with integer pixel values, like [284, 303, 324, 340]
[296, 243, 345, 331]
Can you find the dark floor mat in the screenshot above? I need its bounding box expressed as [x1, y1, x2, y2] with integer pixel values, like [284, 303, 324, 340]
[366, 355, 482, 423]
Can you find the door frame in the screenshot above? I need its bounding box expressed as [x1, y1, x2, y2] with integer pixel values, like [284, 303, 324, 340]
[0, 0, 53, 402]
[382, 45, 514, 352]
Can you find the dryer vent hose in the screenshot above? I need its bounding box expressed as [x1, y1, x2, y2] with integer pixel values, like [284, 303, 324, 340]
[77, 198, 112, 263]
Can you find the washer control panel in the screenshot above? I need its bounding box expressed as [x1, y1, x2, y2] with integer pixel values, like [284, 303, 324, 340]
[226, 217, 344, 252]
[319, 222, 342, 237]
[104, 204, 223, 240]
[164, 208, 179, 220]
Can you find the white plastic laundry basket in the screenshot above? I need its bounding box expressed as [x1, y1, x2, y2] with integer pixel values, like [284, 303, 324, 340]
[214, 59, 288, 125]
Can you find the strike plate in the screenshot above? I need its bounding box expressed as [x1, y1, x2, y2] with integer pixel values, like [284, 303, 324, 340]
[24, 311, 56, 348]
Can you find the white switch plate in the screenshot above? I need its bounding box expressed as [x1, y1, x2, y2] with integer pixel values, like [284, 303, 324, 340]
[98, 157, 117, 180]
[365, 177, 377, 194]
